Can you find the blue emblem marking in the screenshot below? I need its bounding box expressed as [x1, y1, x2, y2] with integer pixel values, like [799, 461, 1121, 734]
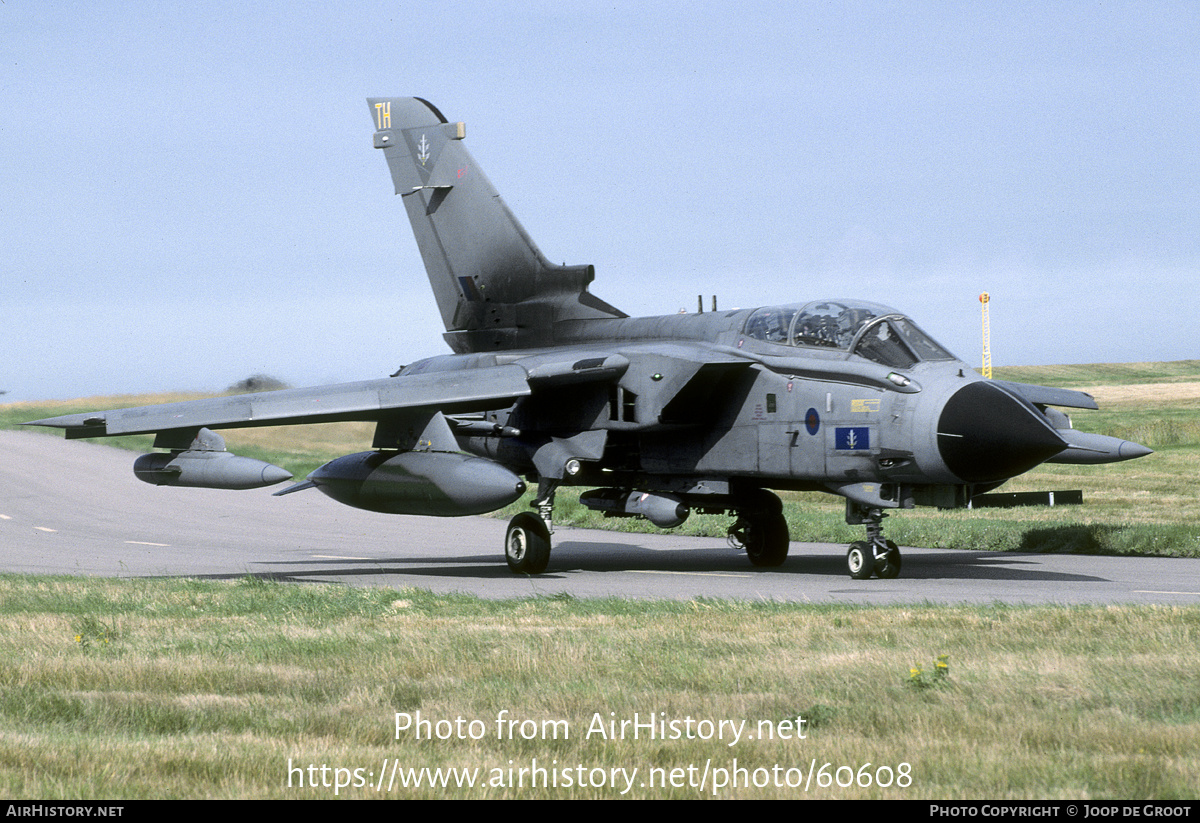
[834, 427, 870, 450]
[805, 408, 820, 435]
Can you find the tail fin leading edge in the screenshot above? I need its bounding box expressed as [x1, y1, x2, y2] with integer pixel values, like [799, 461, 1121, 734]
[368, 97, 625, 353]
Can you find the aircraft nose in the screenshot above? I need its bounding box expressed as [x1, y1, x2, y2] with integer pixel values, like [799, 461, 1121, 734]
[937, 381, 1067, 483]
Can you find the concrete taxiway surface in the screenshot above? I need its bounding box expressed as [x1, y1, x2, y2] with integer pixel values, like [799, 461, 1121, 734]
[3, 430, 1197, 605]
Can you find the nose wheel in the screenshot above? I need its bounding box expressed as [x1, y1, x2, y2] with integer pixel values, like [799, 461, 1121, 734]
[846, 538, 901, 579]
[845, 504, 902, 579]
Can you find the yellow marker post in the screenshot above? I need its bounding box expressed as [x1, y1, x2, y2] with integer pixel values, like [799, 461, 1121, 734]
[979, 292, 992, 379]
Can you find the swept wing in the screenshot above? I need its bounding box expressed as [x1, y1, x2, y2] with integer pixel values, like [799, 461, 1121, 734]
[26, 366, 531, 441]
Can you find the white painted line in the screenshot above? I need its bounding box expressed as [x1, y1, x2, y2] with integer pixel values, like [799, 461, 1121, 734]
[629, 570, 751, 579]
[125, 541, 171, 547]
[34, 526, 56, 533]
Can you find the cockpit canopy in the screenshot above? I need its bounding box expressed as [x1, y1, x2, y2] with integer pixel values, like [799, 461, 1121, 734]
[743, 300, 956, 370]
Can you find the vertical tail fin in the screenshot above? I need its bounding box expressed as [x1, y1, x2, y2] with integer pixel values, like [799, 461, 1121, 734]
[368, 97, 624, 352]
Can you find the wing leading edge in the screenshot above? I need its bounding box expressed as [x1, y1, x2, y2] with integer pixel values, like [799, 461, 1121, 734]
[25, 366, 532, 440]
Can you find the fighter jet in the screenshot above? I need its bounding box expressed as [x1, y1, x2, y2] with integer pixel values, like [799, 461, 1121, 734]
[28, 97, 1153, 579]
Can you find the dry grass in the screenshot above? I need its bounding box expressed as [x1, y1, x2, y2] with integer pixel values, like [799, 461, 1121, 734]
[0, 579, 1197, 799]
[1080, 381, 1200, 406]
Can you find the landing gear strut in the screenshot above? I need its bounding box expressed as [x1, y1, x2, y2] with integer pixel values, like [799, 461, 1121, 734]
[728, 489, 790, 567]
[845, 503, 902, 580]
[505, 482, 556, 575]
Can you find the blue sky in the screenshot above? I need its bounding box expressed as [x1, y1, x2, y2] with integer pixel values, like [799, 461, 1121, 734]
[4, 1, 1197, 400]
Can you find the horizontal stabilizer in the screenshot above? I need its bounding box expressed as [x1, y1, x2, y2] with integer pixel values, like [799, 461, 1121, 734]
[993, 380, 1098, 410]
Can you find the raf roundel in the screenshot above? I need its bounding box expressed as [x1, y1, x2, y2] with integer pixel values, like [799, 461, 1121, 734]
[805, 408, 820, 436]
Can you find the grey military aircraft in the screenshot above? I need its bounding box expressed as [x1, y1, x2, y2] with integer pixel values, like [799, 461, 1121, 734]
[29, 97, 1153, 579]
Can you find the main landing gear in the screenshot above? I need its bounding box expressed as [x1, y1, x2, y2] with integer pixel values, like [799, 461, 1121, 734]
[845, 504, 901, 580]
[505, 484, 555, 574]
[504, 484, 796, 574]
[505, 512, 551, 574]
[503, 486, 899, 579]
[727, 489, 790, 567]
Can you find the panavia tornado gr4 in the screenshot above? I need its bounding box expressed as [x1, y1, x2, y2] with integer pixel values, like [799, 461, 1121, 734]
[29, 97, 1152, 579]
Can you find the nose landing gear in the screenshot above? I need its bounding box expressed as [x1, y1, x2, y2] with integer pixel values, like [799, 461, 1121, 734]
[845, 503, 902, 579]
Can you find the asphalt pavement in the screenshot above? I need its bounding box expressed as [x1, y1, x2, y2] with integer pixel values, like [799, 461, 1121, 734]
[3, 430, 1197, 605]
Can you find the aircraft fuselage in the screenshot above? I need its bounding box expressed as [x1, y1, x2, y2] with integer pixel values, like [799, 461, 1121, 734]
[404, 300, 1076, 519]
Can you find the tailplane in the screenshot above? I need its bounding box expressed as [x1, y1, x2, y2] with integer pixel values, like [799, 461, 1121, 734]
[369, 97, 625, 352]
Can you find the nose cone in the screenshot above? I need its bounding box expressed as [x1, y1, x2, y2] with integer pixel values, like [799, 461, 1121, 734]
[938, 382, 1067, 483]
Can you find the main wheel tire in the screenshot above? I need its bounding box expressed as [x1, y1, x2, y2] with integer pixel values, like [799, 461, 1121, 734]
[505, 512, 551, 575]
[847, 541, 875, 579]
[749, 488, 784, 515]
[746, 510, 790, 567]
[876, 540, 902, 579]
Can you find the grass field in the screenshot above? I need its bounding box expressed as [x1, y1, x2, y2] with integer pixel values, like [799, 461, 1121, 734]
[3, 362, 1198, 799]
[0, 577, 1197, 799]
